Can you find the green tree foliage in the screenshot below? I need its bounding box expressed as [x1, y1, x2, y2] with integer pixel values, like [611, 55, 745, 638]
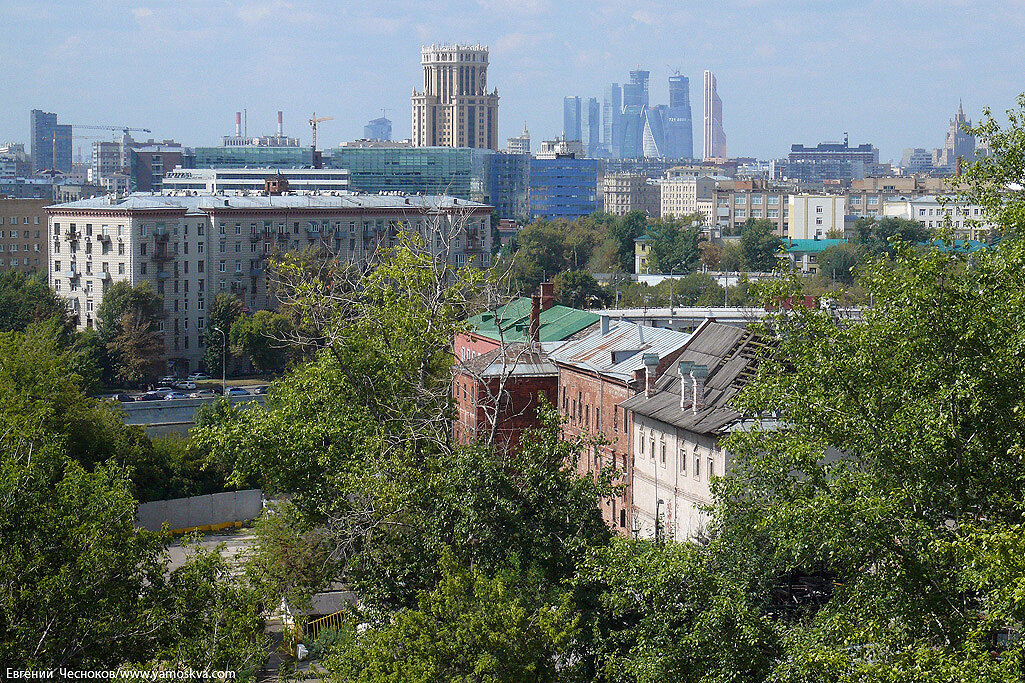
[606, 210, 649, 272]
[849, 215, 931, 256]
[325, 550, 579, 683]
[0, 323, 264, 671]
[0, 270, 68, 332]
[203, 293, 243, 376]
[96, 281, 165, 387]
[719, 240, 745, 272]
[816, 243, 862, 285]
[554, 270, 611, 308]
[709, 238, 1025, 679]
[645, 215, 704, 274]
[738, 218, 783, 271]
[230, 309, 295, 374]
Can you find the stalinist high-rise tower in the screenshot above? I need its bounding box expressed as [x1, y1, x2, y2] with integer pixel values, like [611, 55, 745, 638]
[412, 44, 500, 150]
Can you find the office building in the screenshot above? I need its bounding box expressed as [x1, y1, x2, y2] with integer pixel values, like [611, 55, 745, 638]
[666, 74, 694, 160]
[783, 137, 883, 184]
[411, 44, 499, 150]
[535, 137, 585, 160]
[0, 198, 49, 272]
[702, 72, 726, 160]
[713, 180, 790, 237]
[582, 97, 601, 157]
[489, 153, 530, 220]
[563, 96, 582, 142]
[30, 110, 72, 174]
[506, 124, 531, 154]
[603, 84, 622, 158]
[47, 192, 493, 369]
[193, 146, 313, 169]
[162, 168, 350, 193]
[604, 173, 660, 217]
[900, 148, 935, 176]
[628, 70, 650, 108]
[529, 156, 602, 219]
[325, 146, 491, 201]
[887, 196, 992, 241]
[363, 116, 392, 142]
[642, 106, 667, 158]
[128, 140, 188, 192]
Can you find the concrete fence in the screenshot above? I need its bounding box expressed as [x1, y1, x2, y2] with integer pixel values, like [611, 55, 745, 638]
[136, 489, 264, 533]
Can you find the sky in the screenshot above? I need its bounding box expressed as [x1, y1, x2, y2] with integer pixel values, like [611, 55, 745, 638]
[2, 0, 1024, 164]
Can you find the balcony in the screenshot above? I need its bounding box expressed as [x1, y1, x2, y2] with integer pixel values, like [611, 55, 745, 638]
[249, 266, 264, 277]
[63, 269, 79, 279]
[155, 269, 171, 280]
[98, 271, 111, 280]
[249, 233, 262, 242]
[154, 227, 170, 240]
[63, 229, 80, 241]
[97, 233, 111, 243]
[150, 251, 174, 262]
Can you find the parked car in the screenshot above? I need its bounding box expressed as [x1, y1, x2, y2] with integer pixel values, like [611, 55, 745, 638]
[164, 391, 190, 400]
[110, 393, 134, 402]
[224, 387, 250, 396]
[157, 375, 178, 387]
[174, 380, 197, 390]
[252, 385, 268, 395]
[188, 372, 212, 381]
[135, 391, 165, 401]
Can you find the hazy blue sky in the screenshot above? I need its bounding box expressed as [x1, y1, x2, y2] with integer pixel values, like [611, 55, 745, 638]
[2, 0, 1022, 162]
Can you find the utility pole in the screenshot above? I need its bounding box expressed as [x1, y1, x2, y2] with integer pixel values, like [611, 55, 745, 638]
[213, 326, 227, 396]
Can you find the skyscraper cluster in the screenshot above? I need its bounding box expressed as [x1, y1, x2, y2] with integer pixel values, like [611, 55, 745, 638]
[563, 69, 696, 160]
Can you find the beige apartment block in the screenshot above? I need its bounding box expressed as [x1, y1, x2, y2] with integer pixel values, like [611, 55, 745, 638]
[660, 175, 715, 224]
[788, 194, 847, 240]
[0, 198, 49, 273]
[603, 173, 660, 217]
[846, 176, 949, 218]
[412, 44, 499, 150]
[712, 182, 789, 236]
[48, 192, 493, 372]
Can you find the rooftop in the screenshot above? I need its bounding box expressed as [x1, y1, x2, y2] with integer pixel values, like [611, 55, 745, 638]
[47, 192, 491, 214]
[549, 319, 692, 382]
[784, 238, 846, 254]
[467, 298, 599, 344]
[620, 320, 767, 435]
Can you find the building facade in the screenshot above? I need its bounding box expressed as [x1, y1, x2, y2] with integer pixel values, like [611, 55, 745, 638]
[603, 173, 660, 217]
[412, 44, 499, 150]
[887, 196, 992, 240]
[48, 193, 493, 370]
[326, 146, 491, 201]
[506, 124, 531, 154]
[162, 168, 350, 193]
[666, 74, 694, 160]
[783, 138, 885, 184]
[702, 71, 726, 160]
[363, 116, 392, 141]
[529, 157, 602, 219]
[552, 318, 693, 532]
[712, 180, 790, 236]
[846, 176, 947, 218]
[563, 96, 582, 142]
[788, 194, 847, 240]
[620, 320, 761, 541]
[0, 198, 49, 272]
[660, 175, 716, 222]
[933, 103, 976, 172]
[30, 109, 72, 174]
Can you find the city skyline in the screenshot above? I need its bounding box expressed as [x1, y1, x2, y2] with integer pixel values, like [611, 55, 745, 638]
[1, 1, 1023, 161]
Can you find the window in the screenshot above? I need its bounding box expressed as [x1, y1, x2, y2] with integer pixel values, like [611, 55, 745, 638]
[141, 263, 147, 275]
[118, 263, 125, 274]
[660, 441, 666, 466]
[694, 455, 700, 479]
[679, 446, 687, 474]
[198, 242, 204, 254]
[815, 206, 823, 214]
[218, 260, 226, 273]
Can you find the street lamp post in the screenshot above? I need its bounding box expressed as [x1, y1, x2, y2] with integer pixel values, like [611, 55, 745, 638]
[212, 326, 227, 396]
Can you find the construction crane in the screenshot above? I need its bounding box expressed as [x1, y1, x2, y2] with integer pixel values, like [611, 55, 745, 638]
[308, 113, 333, 151]
[72, 123, 152, 138]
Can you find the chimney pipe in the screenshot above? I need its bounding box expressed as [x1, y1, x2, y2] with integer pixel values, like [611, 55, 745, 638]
[678, 360, 694, 408]
[600, 315, 610, 336]
[540, 281, 555, 311]
[235, 112, 242, 137]
[529, 294, 541, 344]
[277, 110, 284, 137]
[691, 364, 709, 414]
[643, 353, 659, 398]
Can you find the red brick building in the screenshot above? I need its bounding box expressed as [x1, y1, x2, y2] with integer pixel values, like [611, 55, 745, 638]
[550, 318, 693, 533]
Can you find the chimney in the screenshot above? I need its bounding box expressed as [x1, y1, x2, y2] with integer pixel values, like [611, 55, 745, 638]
[643, 353, 659, 398]
[678, 360, 694, 408]
[540, 281, 555, 311]
[632, 368, 645, 391]
[637, 324, 645, 346]
[691, 364, 709, 413]
[529, 294, 541, 344]
[600, 315, 610, 336]
[235, 112, 242, 137]
[277, 110, 284, 137]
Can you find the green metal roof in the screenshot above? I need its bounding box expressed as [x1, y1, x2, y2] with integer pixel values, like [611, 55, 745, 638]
[467, 298, 600, 343]
[784, 238, 846, 254]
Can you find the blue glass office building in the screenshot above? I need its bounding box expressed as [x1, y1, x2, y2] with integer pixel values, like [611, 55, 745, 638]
[529, 157, 602, 220]
[325, 146, 492, 202]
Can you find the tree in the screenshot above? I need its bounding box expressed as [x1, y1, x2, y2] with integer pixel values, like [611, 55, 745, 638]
[710, 237, 1025, 679]
[96, 281, 165, 387]
[645, 215, 704, 274]
[738, 218, 782, 271]
[719, 241, 744, 272]
[0, 270, 68, 332]
[554, 270, 611, 308]
[850, 215, 931, 256]
[230, 309, 295, 374]
[607, 210, 649, 273]
[324, 550, 579, 683]
[816, 243, 862, 284]
[203, 293, 244, 376]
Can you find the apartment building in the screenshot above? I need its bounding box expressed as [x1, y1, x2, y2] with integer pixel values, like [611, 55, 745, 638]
[660, 175, 715, 223]
[48, 192, 493, 371]
[846, 176, 948, 218]
[887, 196, 993, 240]
[0, 198, 49, 272]
[603, 173, 660, 217]
[712, 181, 789, 236]
[788, 194, 846, 240]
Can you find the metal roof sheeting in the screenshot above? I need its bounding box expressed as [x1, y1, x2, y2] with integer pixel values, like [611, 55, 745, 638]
[549, 319, 693, 382]
[468, 298, 599, 344]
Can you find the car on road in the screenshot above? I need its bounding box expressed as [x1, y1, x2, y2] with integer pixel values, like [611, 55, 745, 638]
[108, 393, 134, 402]
[137, 389, 172, 401]
[164, 391, 191, 400]
[224, 387, 250, 396]
[157, 375, 179, 387]
[252, 385, 268, 395]
[188, 372, 212, 381]
[174, 380, 197, 390]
